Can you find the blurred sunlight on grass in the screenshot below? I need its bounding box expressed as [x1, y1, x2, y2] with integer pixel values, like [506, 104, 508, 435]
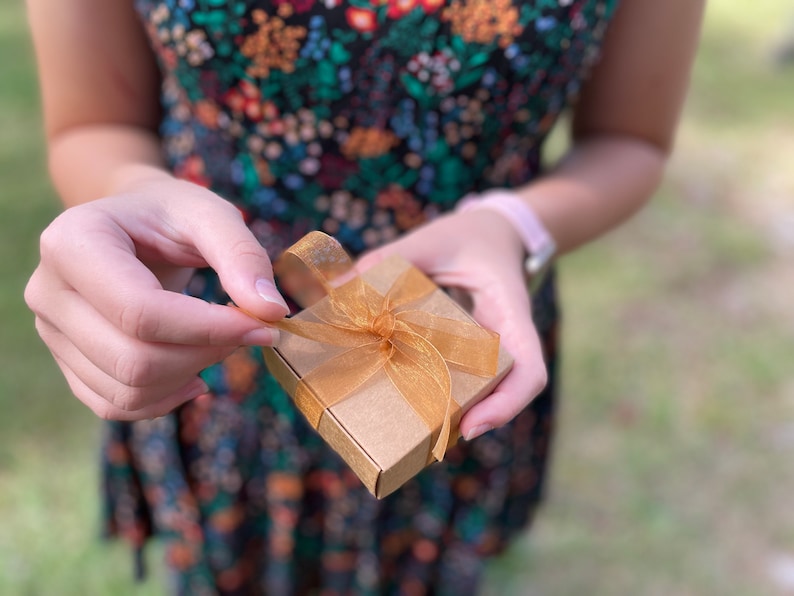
[1, 0, 793, 594]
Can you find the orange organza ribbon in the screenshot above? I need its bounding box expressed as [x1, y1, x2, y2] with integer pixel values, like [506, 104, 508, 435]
[270, 232, 500, 462]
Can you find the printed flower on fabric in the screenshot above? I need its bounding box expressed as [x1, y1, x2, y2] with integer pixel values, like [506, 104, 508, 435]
[419, 0, 444, 13]
[222, 80, 271, 122]
[386, 0, 418, 19]
[241, 9, 307, 77]
[375, 185, 427, 230]
[345, 7, 378, 33]
[175, 155, 211, 187]
[341, 127, 400, 160]
[442, 0, 523, 48]
[405, 49, 461, 96]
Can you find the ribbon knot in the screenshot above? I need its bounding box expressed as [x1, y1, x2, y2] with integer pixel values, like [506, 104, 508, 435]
[265, 232, 501, 463]
[371, 311, 396, 340]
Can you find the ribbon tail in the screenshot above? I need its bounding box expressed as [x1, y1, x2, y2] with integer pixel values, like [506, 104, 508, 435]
[295, 342, 386, 428]
[431, 400, 454, 463]
[387, 331, 459, 463]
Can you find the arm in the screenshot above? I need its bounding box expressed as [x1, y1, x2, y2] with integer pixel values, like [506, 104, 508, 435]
[24, 0, 288, 420]
[26, 0, 163, 204]
[518, 0, 706, 254]
[359, 0, 706, 440]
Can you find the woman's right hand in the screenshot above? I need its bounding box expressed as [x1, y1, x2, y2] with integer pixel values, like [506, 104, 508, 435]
[25, 173, 289, 420]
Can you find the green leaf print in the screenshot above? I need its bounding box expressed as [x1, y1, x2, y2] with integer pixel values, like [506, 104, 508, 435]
[236, 153, 261, 198]
[380, 11, 439, 57]
[426, 138, 449, 162]
[400, 74, 429, 103]
[329, 42, 351, 66]
[451, 35, 467, 55]
[453, 67, 486, 92]
[519, 5, 542, 24]
[467, 52, 491, 68]
[396, 169, 420, 189]
[191, 9, 227, 28]
[346, 156, 413, 202]
[312, 61, 342, 102]
[292, 182, 324, 214]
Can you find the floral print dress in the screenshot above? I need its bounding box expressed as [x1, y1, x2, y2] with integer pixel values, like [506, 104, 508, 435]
[103, 0, 618, 594]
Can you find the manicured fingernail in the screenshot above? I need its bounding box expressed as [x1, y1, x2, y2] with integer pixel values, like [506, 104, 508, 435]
[242, 327, 280, 346]
[255, 279, 289, 312]
[465, 424, 493, 441]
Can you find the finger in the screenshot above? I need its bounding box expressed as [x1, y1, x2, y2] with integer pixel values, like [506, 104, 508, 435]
[459, 275, 547, 439]
[169, 198, 290, 321]
[38, 316, 233, 411]
[35, 279, 271, 386]
[32, 229, 279, 347]
[459, 354, 548, 440]
[53, 353, 209, 421]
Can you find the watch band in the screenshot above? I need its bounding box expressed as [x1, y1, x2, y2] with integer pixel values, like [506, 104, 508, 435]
[457, 190, 557, 281]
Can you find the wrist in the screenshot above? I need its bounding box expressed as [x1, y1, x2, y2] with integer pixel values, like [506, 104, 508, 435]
[110, 163, 176, 194]
[457, 189, 557, 288]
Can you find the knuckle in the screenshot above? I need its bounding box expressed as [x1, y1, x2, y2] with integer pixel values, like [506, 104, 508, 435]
[23, 272, 45, 314]
[111, 348, 157, 388]
[117, 298, 160, 341]
[38, 220, 67, 263]
[228, 236, 267, 262]
[93, 403, 122, 421]
[107, 385, 150, 413]
[32, 316, 56, 344]
[196, 196, 243, 226]
[531, 368, 549, 397]
[38, 209, 87, 262]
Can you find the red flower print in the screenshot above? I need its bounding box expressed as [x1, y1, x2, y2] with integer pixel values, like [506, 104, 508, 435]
[420, 0, 444, 12]
[222, 80, 264, 122]
[317, 153, 359, 189]
[175, 155, 211, 188]
[345, 7, 378, 32]
[387, 0, 418, 18]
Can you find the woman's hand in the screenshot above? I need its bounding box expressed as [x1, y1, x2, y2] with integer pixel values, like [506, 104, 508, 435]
[25, 176, 289, 420]
[355, 208, 549, 441]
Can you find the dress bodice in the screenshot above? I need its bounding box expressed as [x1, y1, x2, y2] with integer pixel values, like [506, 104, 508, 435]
[135, 0, 617, 257]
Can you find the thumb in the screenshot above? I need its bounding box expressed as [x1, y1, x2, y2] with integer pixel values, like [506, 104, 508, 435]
[185, 201, 289, 322]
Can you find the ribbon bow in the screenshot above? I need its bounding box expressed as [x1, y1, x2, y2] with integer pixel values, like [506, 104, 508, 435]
[270, 232, 500, 462]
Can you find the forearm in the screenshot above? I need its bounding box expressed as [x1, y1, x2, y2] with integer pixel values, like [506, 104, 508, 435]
[48, 124, 171, 207]
[516, 133, 667, 255]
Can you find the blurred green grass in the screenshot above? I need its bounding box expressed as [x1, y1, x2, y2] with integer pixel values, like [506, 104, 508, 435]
[1, 0, 793, 594]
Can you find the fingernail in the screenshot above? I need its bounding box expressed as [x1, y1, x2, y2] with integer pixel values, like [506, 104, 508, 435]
[241, 327, 280, 346]
[183, 377, 209, 400]
[465, 423, 493, 441]
[255, 279, 289, 312]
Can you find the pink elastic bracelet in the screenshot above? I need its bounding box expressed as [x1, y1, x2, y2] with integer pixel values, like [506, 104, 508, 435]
[457, 190, 557, 276]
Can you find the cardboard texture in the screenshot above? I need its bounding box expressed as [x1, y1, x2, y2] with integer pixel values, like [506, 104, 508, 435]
[264, 255, 513, 498]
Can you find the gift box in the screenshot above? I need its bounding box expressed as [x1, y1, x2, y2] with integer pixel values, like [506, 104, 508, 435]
[262, 232, 513, 498]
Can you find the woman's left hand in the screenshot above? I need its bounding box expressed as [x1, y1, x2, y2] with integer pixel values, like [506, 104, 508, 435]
[355, 208, 549, 441]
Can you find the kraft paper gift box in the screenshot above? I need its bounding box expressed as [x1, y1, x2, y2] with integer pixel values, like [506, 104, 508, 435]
[262, 232, 513, 499]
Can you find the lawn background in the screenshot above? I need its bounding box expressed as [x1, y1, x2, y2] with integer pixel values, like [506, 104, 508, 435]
[1, 0, 793, 594]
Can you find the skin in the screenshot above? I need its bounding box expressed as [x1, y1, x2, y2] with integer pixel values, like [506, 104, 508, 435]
[24, 0, 705, 438]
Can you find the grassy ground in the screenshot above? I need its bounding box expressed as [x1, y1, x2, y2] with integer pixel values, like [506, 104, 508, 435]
[1, 0, 793, 594]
